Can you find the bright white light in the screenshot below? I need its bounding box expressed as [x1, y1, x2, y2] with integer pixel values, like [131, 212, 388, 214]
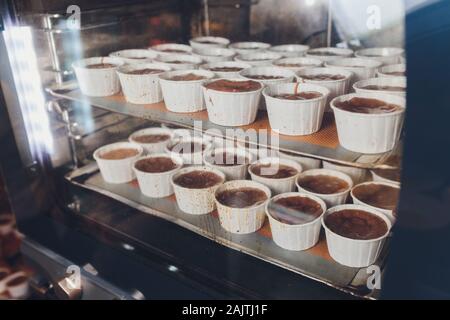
[306, 0, 316, 6]
[3, 26, 54, 160]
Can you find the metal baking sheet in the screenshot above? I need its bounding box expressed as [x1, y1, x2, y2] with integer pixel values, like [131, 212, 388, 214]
[66, 163, 385, 299]
[50, 87, 400, 169]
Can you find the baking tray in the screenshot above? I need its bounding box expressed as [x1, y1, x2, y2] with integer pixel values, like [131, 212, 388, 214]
[66, 162, 389, 299]
[49, 85, 400, 169]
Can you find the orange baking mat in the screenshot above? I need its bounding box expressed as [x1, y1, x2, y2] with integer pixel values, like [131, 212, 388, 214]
[129, 179, 333, 261]
[108, 95, 340, 149]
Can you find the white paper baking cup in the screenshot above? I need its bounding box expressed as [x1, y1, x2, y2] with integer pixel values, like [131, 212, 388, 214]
[190, 36, 230, 50]
[249, 157, 303, 195]
[322, 204, 391, 267]
[128, 127, 174, 154]
[155, 54, 202, 70]
[202, 78, 263, 126]
[278, 151, 321, 171]
[322, 161, 368, 185]
[353, 77, 406, 97]
[193, 47, 236, 63]
[236, 141, 279, 160]
[263, 82, 330, 136]
[72, 57, 124, 97]
[272, 57, 323, 73]
[229, 42, 271, 55]
[200, 61, 251, 79]
[4, 271, 29, 299]
[117, 63, 171, 104]
[172, 166, 225, 215]
[93, 142, 144, 184]
[350, 181, 399, 224]
[268, 44, 310, 58]
[235, 52, 283, 67]
[355, 47, 404, 66]
[132, 153, 183, 198]
[377, 64, 406, 78]
[165, 136, 213, 165]
[240, 66, 296, 110]
[159, 69, 215, 113]
[109, 49, 158, 64]
[370, 169, 401, 186]
[266, 192, 326, 251]
[296, 168, 353, 207]
[0, 215, 14, 236]
[399, 56, 406, 64]
[296, 67, 353, 111]
[149, 43, 193, 57]
[325, 58, 383, 86]
[305, 47, 354, 63]
[203, 147, 256, 181]
[215, 180, 271, 234]
[330, 92, 406, 154]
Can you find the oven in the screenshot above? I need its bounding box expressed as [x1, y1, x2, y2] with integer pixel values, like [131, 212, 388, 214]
[0, 0, 448, 300]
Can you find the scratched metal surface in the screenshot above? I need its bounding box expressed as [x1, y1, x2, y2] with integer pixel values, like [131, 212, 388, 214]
[65, 162, 381, 296]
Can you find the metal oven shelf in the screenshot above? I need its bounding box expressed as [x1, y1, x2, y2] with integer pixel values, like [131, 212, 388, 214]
[48, 84, 400, 170]
[66, 162, 388, 299]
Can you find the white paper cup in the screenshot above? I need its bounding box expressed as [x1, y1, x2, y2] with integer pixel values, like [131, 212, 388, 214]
[165, 136, 213, 165]
[268, 44, 310, 58]
[263, 83, 330, 136]
[0, 215, 14, 236]
[72, 57, 124, 97]
[203, 147, 256, 181]
[266, 192, 326, 251]
[377, 64, 406, 78]
[322, 160, 368, 185]
[272, 57, 323, 73]
[278, 151, 322, 171]
[128, 127, 174, 154]
[109, 49, 158, 64]
[149, 43, 193, 56]
[159, 69, 215, 113]
[117, 63, 171, 104]
[93, 142, 144, 184]
[330, 92, 406, 154]
[296, 67, 353, 111]
[190, 36, 230, 50]
[296, 168, 353, 207]
[370, 169, 401, 186]
[249, 157, 303, 195]
[306, 47, 354, 63]
[215, 180, 271, 234]
[229, 42, 271, 55]
[155, 54, 202, 70]
[355, 47, 404, 66]
[200, 61, 251, 79]
[4, 272, 29, 299]
[322, 204, 391, 267]
[235, 52, 283, 67]
[193, 47, 236, 63]
[172, 166, 225, 215]
[202, 78, 263, 126]
[353, 77, 406, 97]
[160, 123, 193, 140]
[350, 181, 400, 224]
[325, 58, 383, 86]
[240, 66, 295, 110]
[399, 56, 406, 64]
[133, 153, 183, 198]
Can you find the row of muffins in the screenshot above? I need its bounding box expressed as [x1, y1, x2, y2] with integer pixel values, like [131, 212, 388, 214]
[93, 126, 400, 268]
[73, 41, 406, 155]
